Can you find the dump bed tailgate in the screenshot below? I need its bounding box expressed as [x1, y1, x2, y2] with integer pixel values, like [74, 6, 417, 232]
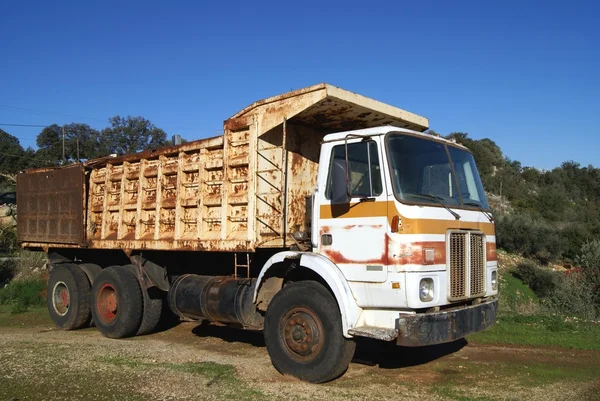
[17, 165, 86, 245]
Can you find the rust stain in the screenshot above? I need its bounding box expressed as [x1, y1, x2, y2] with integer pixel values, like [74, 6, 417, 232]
[224, 116, 252, 131]
[324, 235, 390, 265]
[395, 241, 446, 265]
[322, 234, 446, 266]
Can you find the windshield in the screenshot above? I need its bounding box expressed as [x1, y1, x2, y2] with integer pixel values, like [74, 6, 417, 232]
[386, 133, 489, 209]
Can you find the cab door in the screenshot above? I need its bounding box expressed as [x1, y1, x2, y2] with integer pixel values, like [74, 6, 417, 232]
[316, 136, 389, 282]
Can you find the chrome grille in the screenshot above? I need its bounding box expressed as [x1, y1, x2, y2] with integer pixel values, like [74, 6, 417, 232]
[470, 233, 486, 297]
[448, 231, 486, 300]
[449, 232, 467, 299]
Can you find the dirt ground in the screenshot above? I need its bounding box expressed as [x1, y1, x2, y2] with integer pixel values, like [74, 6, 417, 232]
[0, 310, 599, 401]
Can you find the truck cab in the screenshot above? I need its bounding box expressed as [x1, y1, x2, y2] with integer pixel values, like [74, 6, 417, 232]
[311, 126, 498, 344]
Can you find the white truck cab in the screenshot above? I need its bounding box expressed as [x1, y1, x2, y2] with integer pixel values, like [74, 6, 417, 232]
[308, 126, 497, 345]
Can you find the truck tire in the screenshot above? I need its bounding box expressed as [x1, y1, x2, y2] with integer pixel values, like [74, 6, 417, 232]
[263, 281, 356, 383]
[47, 264, 92, 330]
[78, 263, 103, 327]
[124, 264, 164, 336]
[91, 266, 143, 339]
[78, 263, 102, 285]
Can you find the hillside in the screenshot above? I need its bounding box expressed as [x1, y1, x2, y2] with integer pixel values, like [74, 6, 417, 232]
[445, 132, 600, 263]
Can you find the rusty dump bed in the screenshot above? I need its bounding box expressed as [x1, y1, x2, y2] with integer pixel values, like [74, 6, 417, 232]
[18, 83, 429, 252]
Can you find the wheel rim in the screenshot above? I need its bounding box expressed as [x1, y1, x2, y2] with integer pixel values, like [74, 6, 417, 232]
[52, 281, 70, 316]
[280, 307, 324, 362]
[96, 283, 118, 324]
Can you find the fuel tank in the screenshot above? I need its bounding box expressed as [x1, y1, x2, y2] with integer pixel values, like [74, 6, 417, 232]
[168, 275, 264, 330]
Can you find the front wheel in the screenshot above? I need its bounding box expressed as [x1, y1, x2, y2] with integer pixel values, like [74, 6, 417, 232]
[263, 281, 356, 383]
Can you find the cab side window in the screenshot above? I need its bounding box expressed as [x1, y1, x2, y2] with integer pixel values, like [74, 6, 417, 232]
[326, 141, 382, 201]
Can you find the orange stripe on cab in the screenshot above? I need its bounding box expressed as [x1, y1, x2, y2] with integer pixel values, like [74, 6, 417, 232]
[319, 201, 495, 236]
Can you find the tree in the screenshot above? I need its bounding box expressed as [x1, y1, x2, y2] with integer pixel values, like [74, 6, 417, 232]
[35, 124, 63, 164]
[0, 129, 35, 190]
[0, 129, 27, 174]
[445, 132, 504, 190]
[35, 123, 101, 164]
[99, 116, 167, 155]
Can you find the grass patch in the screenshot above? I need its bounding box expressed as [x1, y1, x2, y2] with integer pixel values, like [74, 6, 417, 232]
[488, 269, 600, 350]
[99, 356, 237, 384]
[433, 386, 495, 401]
[0, 305, 49, 327]
[0, 278, 46, 313]
[504, 362, 598, 385]
[468, 313, 600, 350]
[502, 271, 537, 301]
[0, 344, 146, 401]
[431, 358, 599, 400]
[97, 356, 267, 400]
[498, 271, 539, 314]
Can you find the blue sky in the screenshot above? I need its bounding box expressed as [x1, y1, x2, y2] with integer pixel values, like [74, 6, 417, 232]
[1, 0, 598, 170]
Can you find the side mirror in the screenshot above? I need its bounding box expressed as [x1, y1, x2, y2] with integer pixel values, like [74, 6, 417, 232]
[331, 159, 350, 204]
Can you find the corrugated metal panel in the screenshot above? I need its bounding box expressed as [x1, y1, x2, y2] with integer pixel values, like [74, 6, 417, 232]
[17, 165, 85, 245]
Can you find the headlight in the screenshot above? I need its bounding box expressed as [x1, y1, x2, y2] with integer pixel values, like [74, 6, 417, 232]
[491, 271, 498, 291]
[419, 278, 434, 302]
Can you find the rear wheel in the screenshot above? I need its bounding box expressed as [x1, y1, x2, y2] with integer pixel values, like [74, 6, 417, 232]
[78, 263, 103, 327]
[46, 264, 92, 330]
[78, 263, 102, 284]
[91, 266, 143, 338]
[124, 264, 164, 336]
[263, 281, 356, 383]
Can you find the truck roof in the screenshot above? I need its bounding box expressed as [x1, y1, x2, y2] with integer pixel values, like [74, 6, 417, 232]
[230, 83, 429, 133]
[322, 126, 467, 149]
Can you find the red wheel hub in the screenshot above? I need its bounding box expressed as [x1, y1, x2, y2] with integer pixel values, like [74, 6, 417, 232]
[52, 282, 70, 316]
[97, 284, 118, 323]
[59, 288, 70, 307]
[281, 307, 324, 362]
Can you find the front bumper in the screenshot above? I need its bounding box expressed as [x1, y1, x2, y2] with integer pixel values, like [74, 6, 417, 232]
[396, 298, 498, 347]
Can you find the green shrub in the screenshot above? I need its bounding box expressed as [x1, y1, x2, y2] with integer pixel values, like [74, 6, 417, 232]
[0, 258, 16, 287]
[0, 225, 17, 254]
[495, 213, 563, 262]
[513, 261, 557, 298]
[543, 272, 600, 320]
[573, 240, 600, 316]
[495, 212, 597, 263]
[576, 239, 600, 272]
[0, 278, 46, 313]
[544, 272, 598, 320]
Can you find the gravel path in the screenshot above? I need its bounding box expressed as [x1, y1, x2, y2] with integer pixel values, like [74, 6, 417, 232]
[0, 314, 599, 400]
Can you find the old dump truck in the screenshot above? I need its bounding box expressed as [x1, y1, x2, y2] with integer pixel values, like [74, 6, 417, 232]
[17, 83, 498, 383]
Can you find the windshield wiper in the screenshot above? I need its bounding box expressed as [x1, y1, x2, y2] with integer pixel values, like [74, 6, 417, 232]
[414, 194, 461, 220]
[463, 201, 494, 223]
